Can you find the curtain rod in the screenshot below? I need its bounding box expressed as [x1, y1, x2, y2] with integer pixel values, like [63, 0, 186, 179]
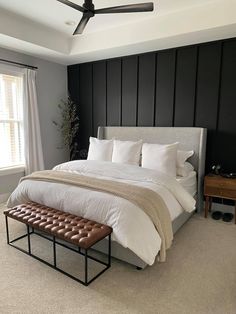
[0, 58, 38, 70]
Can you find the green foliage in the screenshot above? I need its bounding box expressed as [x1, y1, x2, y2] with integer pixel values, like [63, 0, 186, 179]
[52, 97, 79, 150]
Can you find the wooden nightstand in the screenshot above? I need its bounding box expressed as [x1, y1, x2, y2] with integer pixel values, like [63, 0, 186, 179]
[204, 174, 236, 224]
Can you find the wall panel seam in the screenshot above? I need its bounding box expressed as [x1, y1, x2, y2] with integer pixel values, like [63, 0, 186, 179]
[120, 58, 123, 126]
[153, 53, 158, 126]
[105, 61, 108, 126]
[91, 64, 94, 136]
[216, 42, 224, 132]
[136, 56, 139, 126]
[172, 49, 177, 126]
[193, 46, 200, 126]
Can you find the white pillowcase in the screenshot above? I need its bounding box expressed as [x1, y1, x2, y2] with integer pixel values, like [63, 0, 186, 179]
[177, 150, 194, 176]
[177, 161, 194, 177]
[141, 142, 179, 177]
[112, 140, 142, 165]
[87, 137, 113, 161]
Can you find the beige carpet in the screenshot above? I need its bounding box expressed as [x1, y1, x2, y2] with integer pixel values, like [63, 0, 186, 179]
[0, 203, 236, 314]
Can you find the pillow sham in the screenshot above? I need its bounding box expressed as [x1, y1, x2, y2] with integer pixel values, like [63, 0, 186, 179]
[177, 162, 194, 177]
[141, 142, 178, 177]
[177, 150, 194, 176]
[112, 139, 142, 165]
[87, 137, 113, 161]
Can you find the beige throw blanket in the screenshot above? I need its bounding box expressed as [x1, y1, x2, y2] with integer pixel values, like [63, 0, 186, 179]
[21, 170, 173, 261]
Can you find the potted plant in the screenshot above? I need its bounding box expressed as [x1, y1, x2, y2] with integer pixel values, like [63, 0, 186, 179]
[52, 96, 80, 160]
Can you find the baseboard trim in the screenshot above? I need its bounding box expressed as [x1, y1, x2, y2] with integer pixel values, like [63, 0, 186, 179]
[0, 193, 10, 204]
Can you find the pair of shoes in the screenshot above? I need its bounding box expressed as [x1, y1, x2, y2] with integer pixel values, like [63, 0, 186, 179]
[211, 211, 234, 222]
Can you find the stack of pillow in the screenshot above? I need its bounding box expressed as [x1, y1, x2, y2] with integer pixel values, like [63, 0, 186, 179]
[87, 137, 194, 178]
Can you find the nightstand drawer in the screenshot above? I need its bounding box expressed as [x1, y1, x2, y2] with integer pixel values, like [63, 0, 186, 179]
[205, 177, 236, 190]
[205, 186, 236, 199]
[205, 177, 236, 191]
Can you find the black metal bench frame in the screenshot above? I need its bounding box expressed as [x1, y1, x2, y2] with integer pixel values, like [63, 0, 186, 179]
[5, 215, 111, 286]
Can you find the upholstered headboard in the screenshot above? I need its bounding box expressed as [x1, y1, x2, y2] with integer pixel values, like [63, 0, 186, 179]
[98, 126, 207, 212]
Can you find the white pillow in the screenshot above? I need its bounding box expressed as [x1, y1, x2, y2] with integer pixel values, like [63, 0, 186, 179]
[87, 137, 113, 161]
[141, 142, 179, 177]
[177, 162, 194, 177]
[177, 150, 194, 176]
[112, 140, 142, 165]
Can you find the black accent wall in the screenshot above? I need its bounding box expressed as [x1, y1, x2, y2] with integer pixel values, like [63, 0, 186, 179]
[68, 38, 236, 173]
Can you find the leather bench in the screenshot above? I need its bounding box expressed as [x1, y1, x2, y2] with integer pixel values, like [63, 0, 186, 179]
[4, 202, 112, 286]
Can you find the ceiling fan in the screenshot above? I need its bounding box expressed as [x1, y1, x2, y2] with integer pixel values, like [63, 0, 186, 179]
[57, 0, 154, 35]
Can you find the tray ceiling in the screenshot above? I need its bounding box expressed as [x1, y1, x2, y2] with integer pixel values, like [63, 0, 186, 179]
[0, 0, 235, 64]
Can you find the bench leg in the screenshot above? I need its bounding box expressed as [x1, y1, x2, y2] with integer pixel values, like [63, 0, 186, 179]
[85, 249, 88, 286]
[108, 234, 111, 267]
[27, 225, 31, 255]
[53, 236, 57, 267]
[5, 215, 9, 244]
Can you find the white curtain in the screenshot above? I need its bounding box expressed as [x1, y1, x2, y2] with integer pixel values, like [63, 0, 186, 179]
[23, 69, 44, 175]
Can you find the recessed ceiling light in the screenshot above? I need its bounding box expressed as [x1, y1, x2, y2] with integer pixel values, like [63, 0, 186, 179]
[65, 21, 76, 26]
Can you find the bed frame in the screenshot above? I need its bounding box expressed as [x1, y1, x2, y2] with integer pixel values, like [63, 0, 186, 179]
[93, 126, 207, 268]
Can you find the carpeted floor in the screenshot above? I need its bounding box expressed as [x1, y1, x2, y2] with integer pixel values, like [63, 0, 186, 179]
[0, 203, 236, 314]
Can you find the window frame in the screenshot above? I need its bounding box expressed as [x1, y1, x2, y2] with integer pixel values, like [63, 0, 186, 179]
[0, 64, 25, 172]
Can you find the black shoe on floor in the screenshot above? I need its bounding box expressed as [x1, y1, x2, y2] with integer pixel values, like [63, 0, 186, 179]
[211, 211, 223, 220]
[222, 213, 234, 222]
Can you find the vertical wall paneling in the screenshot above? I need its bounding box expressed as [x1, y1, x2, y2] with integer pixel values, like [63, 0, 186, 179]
[68, 65, 79, 103]
[107, 58, 121, 125]
[68, 38, 236, 171]
[68, 65, 81, 159]
[93, 61, 107, 135]
[155, 50, 176, 126]
[137, 53, 156, 126]
[195, 42, 222, 171]
[121, 56, 138, 126]
[195, 43, 221, 128]
[136, 56, 140, 126]
[217, 40, 236, 171]
[174, 46, 197, 126]
[78, 63, 93, 151]
[193, 46, 200, 126]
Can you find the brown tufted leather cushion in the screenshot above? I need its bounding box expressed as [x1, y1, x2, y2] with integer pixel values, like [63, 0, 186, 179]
[4, 202, 112, 249]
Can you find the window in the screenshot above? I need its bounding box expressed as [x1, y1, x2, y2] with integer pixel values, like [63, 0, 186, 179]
[0, 71, 24, 169]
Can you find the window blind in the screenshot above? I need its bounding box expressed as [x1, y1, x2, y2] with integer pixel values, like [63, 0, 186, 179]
[0, 73, 24, 168]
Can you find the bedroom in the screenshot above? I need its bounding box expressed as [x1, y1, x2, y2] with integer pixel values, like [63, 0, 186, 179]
[0, 0, 236, 313]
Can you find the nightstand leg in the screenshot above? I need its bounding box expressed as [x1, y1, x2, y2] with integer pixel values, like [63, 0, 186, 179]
[205, 196, 209, 218]
[235, 201, 236, 224]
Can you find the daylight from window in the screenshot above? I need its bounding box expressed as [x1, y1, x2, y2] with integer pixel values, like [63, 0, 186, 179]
[0, 73, 24, 168]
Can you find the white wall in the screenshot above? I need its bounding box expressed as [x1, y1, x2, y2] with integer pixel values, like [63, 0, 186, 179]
[0, 47, 68, 200]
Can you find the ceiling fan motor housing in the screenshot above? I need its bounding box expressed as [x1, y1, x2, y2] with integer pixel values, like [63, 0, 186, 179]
[84, 0, 94, 11]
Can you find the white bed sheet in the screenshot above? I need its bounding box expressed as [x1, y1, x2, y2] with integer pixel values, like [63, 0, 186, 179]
[7, 160, 196, 265]
[176, 171, 197, 197]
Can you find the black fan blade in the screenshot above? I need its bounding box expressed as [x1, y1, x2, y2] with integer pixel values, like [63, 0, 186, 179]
[57, 0, 85, 13]
[73, 14, 90, 34]
[95, 2, 153, 14]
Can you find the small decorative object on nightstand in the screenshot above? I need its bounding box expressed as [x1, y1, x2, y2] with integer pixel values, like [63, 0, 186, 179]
[204, 174, 236, 224]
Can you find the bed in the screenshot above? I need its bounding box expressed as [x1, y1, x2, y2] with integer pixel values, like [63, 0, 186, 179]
[93, 126, 206, 268]
[7, 126, 207, 269]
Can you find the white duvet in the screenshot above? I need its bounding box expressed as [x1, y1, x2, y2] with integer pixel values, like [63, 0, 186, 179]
[7, 160, 196, 265]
